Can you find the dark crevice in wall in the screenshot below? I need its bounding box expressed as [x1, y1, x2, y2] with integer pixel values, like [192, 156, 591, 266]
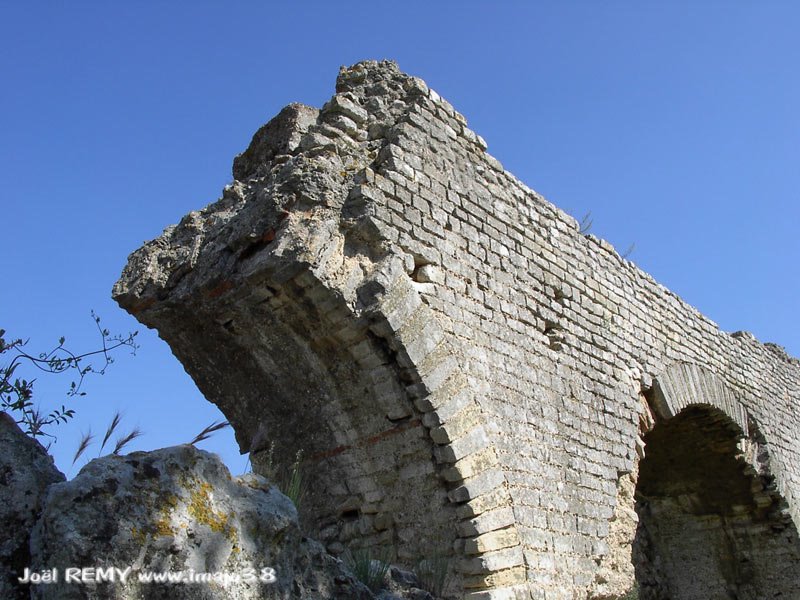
[543, 320, 565, 351]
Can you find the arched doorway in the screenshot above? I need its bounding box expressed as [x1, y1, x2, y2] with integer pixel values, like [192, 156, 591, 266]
[632, 405, 800, 599]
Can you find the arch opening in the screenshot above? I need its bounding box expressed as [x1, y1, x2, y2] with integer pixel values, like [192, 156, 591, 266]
[156, 267, 460, 568]
[632, 405, 800, 599]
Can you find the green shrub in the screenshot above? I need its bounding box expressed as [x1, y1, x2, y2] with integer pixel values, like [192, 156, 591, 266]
[344, 546, 391, 593]
[259, 443, 308, 508]
[281, 451, 306, 507]
[415, 553, 451, 597]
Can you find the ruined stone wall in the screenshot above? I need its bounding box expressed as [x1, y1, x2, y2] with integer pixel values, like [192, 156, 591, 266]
[114, 61, 800, 599]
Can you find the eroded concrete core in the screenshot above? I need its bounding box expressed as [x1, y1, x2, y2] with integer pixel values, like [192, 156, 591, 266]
[114, 60, 800, 599]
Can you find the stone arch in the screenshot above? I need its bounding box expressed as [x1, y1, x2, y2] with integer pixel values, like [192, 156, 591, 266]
[131, 243, 521, 597]
[649, 362, 749, 434]
[360, 258, 527, 597]
[632, 364, 800, 598]
[150, 259, 454, 558]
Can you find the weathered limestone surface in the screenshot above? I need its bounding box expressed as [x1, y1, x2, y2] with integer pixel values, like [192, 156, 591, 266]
[114, 61, 800, 598]
[30, 445, 372, 600]
[0, 412, 65, 600]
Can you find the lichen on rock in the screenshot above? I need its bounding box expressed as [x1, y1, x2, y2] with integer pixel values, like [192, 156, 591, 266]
[29, 444, 371, 599]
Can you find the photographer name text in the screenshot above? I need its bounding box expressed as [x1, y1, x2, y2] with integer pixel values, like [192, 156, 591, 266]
[19, 567, 277, 585]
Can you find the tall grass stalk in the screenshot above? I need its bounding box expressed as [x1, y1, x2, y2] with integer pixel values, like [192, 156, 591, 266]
[113, 427, 143, 454]
[345, 547, 391, 593]
[72, 430, 93, 466]
[98, 411, 122, 456]
[259, 442, 307, 507]
[416, 554, 451, 597]
[188, 420, 230, 445]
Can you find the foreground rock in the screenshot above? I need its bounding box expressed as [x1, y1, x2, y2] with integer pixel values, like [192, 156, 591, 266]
[30, 445, 371, 599]
[0, 412, 65, 600]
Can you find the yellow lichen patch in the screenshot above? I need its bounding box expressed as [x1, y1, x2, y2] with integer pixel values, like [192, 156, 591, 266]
[148, 492, 181, 538]
[129, 490, 183, 544]
[187, 481, 237, 542]
[154, 518, 174, 537]
[131, 526, 147, 546]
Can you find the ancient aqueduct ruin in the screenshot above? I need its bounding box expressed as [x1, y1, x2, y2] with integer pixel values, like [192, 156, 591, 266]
[114, 61, 800, 599]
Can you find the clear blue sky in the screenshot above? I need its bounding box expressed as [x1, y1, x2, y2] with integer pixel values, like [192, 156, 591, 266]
[2, 3, 798, 475]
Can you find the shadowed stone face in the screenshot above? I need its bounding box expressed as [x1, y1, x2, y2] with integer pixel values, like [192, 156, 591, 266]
[0, 413, 65, 600]
[114, 60, 800, 598]
[633, 406, 800, 599]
